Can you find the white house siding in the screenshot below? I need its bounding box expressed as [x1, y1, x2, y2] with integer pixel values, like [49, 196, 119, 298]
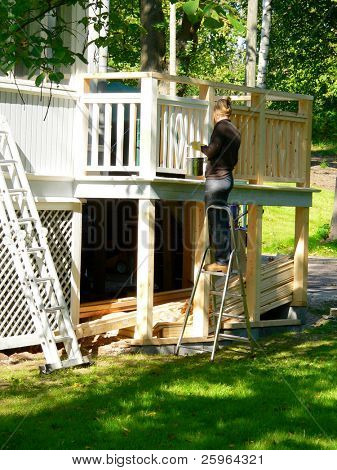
[0, 90, 76, 177]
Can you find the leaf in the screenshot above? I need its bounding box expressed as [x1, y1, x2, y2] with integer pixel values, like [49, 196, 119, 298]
[183, 0, 199, 18]
[48, 71, 64, 83]
[227, 14, 246, 35]
[35, 73, 45, 87]
[204, 17, 222, 29]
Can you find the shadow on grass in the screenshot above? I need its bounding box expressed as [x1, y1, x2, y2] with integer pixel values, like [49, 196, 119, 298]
[1, 324, 337, 450]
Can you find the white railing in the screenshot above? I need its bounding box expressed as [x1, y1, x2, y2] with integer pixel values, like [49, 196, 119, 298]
[157, 95, 207, 176]
[82, 93, 141, 174]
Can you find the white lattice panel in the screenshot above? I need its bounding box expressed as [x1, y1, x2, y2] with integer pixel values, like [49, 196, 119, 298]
[0, 210, 73, 348]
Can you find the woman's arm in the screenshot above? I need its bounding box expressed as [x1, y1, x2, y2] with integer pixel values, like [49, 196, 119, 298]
[200, 127, 223, 160]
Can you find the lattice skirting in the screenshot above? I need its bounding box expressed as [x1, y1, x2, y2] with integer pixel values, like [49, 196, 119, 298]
[0, 209, 73, 350]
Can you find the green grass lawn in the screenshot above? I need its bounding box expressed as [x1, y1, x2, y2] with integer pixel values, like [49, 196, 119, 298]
[311, 141, 337, 158]
[1, 322, 337, 450]
[262, 186, 337, 257]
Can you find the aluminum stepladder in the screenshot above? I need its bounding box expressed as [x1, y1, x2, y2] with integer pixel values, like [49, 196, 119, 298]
[0, 116, 91, 373]
[175, 204, 255, 361]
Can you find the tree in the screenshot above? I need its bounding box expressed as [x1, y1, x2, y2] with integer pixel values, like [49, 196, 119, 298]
[140, 0, 166, 72]
[256, 0, 272, 88]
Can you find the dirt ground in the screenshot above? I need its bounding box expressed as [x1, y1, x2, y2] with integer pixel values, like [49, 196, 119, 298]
[311, 165, 337, 191]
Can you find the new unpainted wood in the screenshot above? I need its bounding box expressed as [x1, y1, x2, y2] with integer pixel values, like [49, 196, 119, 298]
[245, 205, 263, 321]
[192, 202, 210, 337]
[135, 199, 155, 339]
[292, 206, 309, 306]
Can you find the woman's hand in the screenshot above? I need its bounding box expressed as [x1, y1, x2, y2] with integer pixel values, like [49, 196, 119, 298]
[190, 141, 202, 151]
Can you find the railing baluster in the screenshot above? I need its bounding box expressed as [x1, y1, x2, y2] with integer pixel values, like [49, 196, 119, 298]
[128, 103, 137, 167]
[91, 103, 99, 168]
[103, 103, 112, 168]
[116, 103, 125, 168]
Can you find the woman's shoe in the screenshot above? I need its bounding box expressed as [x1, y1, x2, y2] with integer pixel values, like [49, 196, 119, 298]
[204, 262, 228, 273]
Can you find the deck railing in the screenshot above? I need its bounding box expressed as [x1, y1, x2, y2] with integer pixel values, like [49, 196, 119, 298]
[82, 93, 141, 173]
[82, 72, 313, 187]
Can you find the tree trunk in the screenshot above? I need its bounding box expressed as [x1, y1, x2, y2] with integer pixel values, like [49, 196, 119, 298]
[140, 0, 166, 72]
[245, 0, 258, 87]
[328, 177, 337, 241]
[257, 0, 272, 88]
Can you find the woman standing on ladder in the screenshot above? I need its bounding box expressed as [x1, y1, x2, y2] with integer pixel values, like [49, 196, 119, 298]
[194, 97, 241, 274]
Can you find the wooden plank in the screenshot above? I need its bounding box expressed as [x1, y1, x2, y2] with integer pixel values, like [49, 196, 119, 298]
[192, 202, 209, 336]
[135, 199, 155, 339]
[298, 100, 313, 187]
[128, 103, 137, 166]
[292, 206, 309, 306]
[250, 94, 266, 184]
[76, 312, 136, 339]
[82, 72, 313, 101]
[182, 201, 194, 288]
[80, 288, 192, 319]
[245, 205, 263, 321]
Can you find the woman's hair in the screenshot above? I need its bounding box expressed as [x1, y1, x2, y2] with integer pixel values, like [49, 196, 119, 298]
[213, 97, 232, 122]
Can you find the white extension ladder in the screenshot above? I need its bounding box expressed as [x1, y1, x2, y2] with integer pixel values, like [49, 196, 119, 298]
[0, 116, 90, 373]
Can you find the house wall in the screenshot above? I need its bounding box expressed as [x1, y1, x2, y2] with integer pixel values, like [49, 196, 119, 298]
[0, 87, 77, 177]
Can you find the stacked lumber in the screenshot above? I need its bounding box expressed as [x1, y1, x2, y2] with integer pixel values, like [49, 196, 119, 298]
[153, 321, 193, 339]
[217, 255, 294, 325]
[80, 288, 192, 320]
[76, 311, 136, 339]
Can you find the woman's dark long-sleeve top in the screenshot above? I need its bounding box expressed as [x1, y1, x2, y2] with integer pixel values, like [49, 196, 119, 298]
[201, 119, 241, 179]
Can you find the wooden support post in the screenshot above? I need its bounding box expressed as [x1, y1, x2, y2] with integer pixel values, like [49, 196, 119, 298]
[139, 77, 158, 179]
[70, 203, 82, 326]
[292, 207, 309, 306]
[298, 99, 313, 188]
[246, 204, 263, 321]
[135, 199, 155, 339]
[292, 99, 312, 305]
[192, 202, 209, 337]
[199, 85, 215, 139]
[251, 93, 266, 185]
[182, 201, 194, 288]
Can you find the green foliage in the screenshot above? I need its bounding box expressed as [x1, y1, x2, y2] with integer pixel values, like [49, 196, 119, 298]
[266, 0, 337, 141]
[0, 0, 126, 85]
[319, 160, 329, 169]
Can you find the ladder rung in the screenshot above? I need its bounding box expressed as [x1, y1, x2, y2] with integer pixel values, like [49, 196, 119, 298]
[44, 306, 65, 313]
[8, 188, 27, 195]
[27, 247, 46, 254]
[0, 160, 16, 165]
[218, 333, 249, 342]
[54, 335, 72, 344]
[18, 217, 36, 224]
[33, 277, 54, 283]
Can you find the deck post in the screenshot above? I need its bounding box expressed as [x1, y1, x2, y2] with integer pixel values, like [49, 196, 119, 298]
[298, 99, 313, 188]
[139, 77, 158, 179]
[135, 199, 155, 340]
[246, 204, 263, 321]
[70, 203, 83, 326]
[192, 202, 210, 337]
[292, 99, 312, 306]
[292, 207, 309, 306]
[182, 201, 194, 288]
[250, 93, 266, 185]
[199, 84, 215, 140]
